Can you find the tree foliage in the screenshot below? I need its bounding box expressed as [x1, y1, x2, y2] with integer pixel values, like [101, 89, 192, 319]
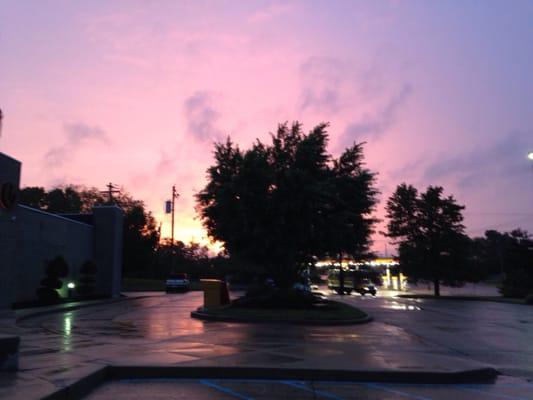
[471, 229, 533, 297]
[385, 184, 470, 296]
[196, 122, 378, 288]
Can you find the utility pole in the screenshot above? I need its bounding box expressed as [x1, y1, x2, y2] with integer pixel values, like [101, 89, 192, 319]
[171, 185, 179, 246]
[170, 185, 179, 271]
[100, 183, 120, 204]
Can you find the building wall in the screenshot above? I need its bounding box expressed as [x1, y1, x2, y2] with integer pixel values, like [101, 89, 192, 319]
[0, 153, 22, 309]
[93, 206, 123, 298]
[0, 212, 18, 310]
[0, 152, 123, 309]
[12, 206, 94, 302]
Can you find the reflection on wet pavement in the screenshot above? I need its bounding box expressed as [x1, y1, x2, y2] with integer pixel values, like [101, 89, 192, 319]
[386, 301, 422, 311]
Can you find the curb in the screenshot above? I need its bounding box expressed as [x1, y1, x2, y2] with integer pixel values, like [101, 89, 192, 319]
[39, 365, 500, 399]
[110, 365, 500, 384]
[191, 310, 373, 325]
[41, 366, 110, 400]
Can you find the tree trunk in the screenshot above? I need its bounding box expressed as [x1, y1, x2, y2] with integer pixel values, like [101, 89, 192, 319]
[433, 278, 440, 297]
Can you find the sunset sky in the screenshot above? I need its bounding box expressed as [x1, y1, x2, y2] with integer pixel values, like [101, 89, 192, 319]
[1, 0, 532, 254]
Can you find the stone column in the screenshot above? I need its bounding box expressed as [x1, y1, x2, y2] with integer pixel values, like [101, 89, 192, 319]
[0, 153, 21, 309]
[92, 206, 124, 297]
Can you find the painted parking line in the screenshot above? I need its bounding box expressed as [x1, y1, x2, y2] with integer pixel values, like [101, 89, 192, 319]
[200, 379, 255, 400]
[456, 386, 530, 400]
[361, 383, 433, 400]
[282, 380, 345, 400]
[459, 383, 533, 388]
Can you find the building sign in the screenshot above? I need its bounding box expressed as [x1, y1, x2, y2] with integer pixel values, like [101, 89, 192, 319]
[0, 182, 18, 210]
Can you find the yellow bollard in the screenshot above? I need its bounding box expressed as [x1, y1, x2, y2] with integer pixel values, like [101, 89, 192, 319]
[200, 279, 230, 309]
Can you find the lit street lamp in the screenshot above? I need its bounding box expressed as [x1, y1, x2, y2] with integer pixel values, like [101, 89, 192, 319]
[67, 282, 76, 298]
[528, 151, 533, 161]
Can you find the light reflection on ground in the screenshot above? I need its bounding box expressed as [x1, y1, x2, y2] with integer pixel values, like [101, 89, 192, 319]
[62, 313, 73, 351]
[385, 301, 422, 311]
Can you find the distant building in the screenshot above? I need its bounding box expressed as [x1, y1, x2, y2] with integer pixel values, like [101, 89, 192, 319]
[315, 257, 407, 290]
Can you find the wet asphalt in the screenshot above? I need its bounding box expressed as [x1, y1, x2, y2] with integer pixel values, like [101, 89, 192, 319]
[2, 289, 533, 399]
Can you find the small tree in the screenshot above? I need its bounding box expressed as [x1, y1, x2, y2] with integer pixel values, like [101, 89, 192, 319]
[78, 260, 98, 297]
[36, 256, 69, 303]
[385, 184, 469, 296]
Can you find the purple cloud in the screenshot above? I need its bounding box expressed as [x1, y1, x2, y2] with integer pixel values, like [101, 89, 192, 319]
[183, 91, 223, 142]
[340, 84, 413, 146]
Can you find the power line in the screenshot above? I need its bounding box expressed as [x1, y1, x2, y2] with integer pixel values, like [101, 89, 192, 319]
[100, 183, 121, 204]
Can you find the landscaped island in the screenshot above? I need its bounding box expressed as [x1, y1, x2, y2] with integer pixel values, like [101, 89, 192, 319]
[191, 287, 371, 325]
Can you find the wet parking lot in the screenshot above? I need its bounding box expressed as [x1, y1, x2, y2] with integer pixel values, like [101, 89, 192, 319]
[3, 290, 533, 399]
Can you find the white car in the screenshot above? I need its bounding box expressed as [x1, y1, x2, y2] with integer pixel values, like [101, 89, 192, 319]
[165, 273, 190, 292]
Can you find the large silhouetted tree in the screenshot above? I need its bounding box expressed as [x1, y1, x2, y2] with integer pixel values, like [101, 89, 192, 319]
[196, 122, 378, 288]
[385, 184, 469, 296]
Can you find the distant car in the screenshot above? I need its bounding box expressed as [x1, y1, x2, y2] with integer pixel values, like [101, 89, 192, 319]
[355, 280, 377, 296]
[165, 273, 190, 292]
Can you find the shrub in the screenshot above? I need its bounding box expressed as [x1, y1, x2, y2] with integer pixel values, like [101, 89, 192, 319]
[500, 269, 533, 298]
[36, 256, 69, 303]
[233, 286, 323, 309]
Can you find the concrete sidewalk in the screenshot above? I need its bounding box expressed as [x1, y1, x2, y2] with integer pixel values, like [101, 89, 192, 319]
[0, 294, 154, 399]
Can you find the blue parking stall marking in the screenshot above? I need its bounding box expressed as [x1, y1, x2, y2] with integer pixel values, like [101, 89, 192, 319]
[458, 383, 533, 388]
[281, 380, 345, 400]
[200, 379, 255, 400]
[121, 378, 196, 383]
[361, 383, 433, 400]
[456, 386, 530, 400]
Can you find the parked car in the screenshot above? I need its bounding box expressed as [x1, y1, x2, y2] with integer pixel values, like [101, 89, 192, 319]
[165, 273, 190, 292]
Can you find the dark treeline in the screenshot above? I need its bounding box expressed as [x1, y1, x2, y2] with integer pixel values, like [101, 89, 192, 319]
[470, 229, 533, 298]
[194, 122, 532, 299]
[385, 183, 533, 297]
[18, 185, 248, 282]
[20, 186, 190, 278]
[19, 122, 533, 299]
